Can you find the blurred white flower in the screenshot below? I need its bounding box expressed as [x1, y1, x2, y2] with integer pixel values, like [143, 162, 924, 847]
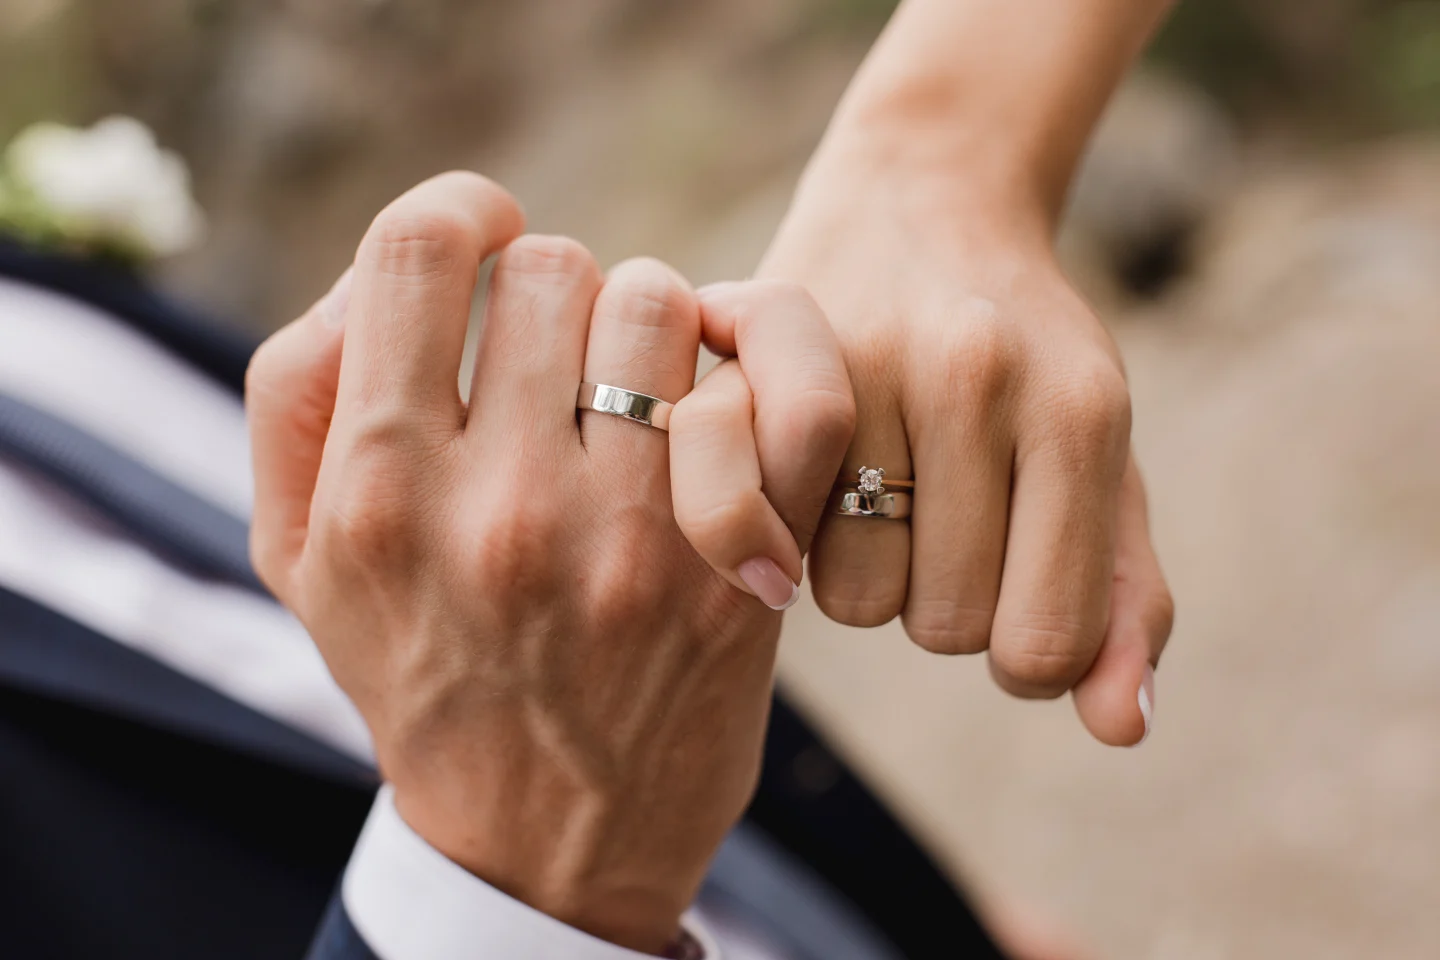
[5, 116, 205, 259]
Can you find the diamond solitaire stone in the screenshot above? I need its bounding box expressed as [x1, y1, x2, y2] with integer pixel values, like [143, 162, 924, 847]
[857, 466, 885, 495]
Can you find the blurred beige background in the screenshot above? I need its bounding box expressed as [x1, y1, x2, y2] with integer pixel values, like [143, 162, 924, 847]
[4, 1, 1439, 957]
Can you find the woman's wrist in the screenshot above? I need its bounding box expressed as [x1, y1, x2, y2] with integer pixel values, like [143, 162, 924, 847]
[786, 121, 1059, 267]
[833, 84, 1055, 209]
[820, 127, 1051, 232]
[815, 0, 1175, 230]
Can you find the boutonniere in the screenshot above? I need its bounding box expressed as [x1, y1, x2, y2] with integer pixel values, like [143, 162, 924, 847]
[0, 116, 206, 265]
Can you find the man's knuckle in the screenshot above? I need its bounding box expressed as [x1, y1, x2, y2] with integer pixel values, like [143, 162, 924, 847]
[587, 509, 678, 612]
[364, 207, 477, 280]
[499, 234, 597, 281]
[318, 429, 440, 557]
[346, 409, 444, 460]
[470, 506, 559, 594]
[322, 483, 415, 565]
[605, 258, 694, 324]
[592, 556, 669, 628]
[589, 580, 649, 634]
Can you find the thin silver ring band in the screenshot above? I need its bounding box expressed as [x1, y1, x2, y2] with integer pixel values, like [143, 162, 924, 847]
[831, 490, 912, 520]
[576, 382, 674, 432]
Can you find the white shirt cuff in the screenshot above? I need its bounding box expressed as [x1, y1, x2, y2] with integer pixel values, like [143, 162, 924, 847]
[343, 785, 721, 960]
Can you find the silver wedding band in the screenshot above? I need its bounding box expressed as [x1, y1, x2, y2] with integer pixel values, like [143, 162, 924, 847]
[576, 382, 673, 432]
[832, 490, 913, 520]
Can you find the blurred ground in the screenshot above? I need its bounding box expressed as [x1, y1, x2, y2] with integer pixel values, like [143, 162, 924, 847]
[4, 2, 1440, 957]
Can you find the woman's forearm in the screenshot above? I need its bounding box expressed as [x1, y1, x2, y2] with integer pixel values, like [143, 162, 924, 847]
[823, 0, 1176, 228]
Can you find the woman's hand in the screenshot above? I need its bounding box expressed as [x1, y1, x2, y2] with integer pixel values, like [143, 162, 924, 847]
[244, 173, 853, 953]
[760, 146, 1172, 747]
[741, 0, 1176, 749]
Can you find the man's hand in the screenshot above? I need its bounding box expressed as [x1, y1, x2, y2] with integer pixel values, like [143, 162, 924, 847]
[245, 173, 853, 953]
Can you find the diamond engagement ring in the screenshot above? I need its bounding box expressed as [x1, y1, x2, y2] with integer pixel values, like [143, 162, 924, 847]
[831, 466, 914, 519]
[576, 382, 674, 432]
[847, 466, 914, 496]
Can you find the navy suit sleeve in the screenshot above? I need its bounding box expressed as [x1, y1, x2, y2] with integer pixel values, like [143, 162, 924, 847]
[306, 892, 380, 960]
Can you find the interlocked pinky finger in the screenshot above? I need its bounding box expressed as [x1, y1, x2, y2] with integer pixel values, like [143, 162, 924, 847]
[669, 361, 803, 611]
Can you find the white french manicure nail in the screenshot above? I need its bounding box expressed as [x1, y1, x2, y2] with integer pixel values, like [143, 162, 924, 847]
[737, 558, 800, 611]
[1134, 664, 1156, 747]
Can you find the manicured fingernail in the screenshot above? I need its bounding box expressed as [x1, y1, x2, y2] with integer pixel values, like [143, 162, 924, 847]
[1134, 664, 1156, 747]
[737, 558, 800, 611]
[319, 268, 354, 328]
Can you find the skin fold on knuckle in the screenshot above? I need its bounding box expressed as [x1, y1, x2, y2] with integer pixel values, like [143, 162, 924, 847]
[316, 432, 445, 572]
[675, 487, 771, 567]
[604, 258, 695, 328]
[814, 590, 905, 629]
[810, 557, 906, 627]
[1034, 359, 1133, 467]
[318, 485, 417, 575]
[345, 405, 454, 463]
[991, 612, 1099, 697]
[670, 386, 753, 469]
[362, 207, 480, 285]
[672, 380, 750, 438]
[497, 234, 598, 284]
[927, 304, 1022, 418]
[586, 524, 676, 634]
[464, 502, 562, 604]
[902, 600, 996, 655]
[789, 383, 857, 464]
